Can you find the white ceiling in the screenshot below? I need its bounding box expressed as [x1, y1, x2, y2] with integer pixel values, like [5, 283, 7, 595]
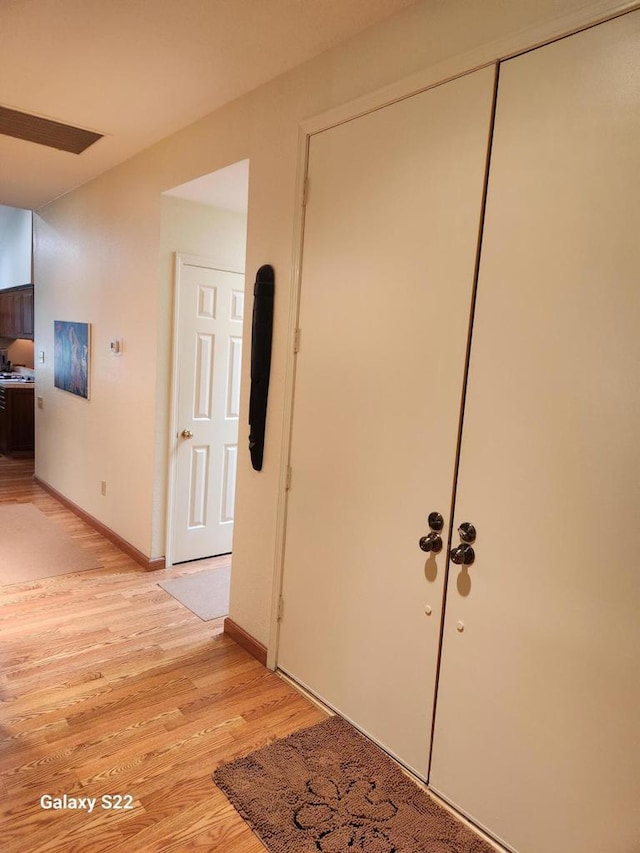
[164, 159, 250, 213]
[0, 0, 417, 212]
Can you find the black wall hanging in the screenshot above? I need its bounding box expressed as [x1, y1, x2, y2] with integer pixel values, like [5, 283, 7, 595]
[248, 264, 275, 471]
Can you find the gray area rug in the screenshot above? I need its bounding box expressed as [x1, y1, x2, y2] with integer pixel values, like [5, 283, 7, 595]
[214, 715, 495, 853]
[0, 502, 101, 584]
[158, 565, 231, 620]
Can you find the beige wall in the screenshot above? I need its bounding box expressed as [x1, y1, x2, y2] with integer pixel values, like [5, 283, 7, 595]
[34, 168, 161, 554]
[32, 0, 628, 645]
[155, 195, 248, 555]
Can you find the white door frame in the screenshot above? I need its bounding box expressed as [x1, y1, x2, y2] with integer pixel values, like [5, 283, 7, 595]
[165, 252, 245, 568]
[266, 0, 639, 668]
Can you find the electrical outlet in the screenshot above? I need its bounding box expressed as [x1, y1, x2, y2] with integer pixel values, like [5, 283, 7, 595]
[39, 351, 45, 364]
[37, 396, 44, 409]
[101, 481, 107, 496]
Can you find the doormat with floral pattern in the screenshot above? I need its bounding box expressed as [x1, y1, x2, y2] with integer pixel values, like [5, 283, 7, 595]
[213, 715, 495, 853]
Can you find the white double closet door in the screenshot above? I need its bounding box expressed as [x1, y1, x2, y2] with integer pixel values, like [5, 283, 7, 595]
[278, 11, 640, 853]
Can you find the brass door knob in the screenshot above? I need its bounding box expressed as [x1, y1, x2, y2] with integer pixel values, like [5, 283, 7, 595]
[181, 429, 194, 439]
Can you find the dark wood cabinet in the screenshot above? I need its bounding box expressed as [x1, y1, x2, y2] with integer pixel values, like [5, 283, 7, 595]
[0, 284, 34, 340]
[0, 385, 35, 457]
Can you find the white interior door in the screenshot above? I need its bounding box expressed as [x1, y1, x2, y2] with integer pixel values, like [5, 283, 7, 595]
[171, 257, 244, 563]
[430, 13, 640, 852]
[277, 67, 496, 779]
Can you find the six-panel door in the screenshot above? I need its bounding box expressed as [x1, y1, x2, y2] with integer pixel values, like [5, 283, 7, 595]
[172, 261, 244, 563]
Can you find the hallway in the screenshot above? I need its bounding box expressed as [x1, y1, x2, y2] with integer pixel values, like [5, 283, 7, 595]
[0, 457, 325, 852]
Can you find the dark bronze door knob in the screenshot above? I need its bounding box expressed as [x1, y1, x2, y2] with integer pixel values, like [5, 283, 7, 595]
[450, 543, 475, 565]
[458, 522, 476, 544]
[419, 533, 443, 553]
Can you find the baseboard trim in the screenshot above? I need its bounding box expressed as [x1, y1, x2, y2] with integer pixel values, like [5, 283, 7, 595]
[224, 618, 268, 666]
[33, 475, 165, 572]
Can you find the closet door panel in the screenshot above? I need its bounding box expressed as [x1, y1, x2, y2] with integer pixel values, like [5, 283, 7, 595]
[430, 12, 640, 853]
[278, 67, 496, 779]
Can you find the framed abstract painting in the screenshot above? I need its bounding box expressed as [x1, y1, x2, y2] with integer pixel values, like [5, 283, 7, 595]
[54, 321, 91, 399]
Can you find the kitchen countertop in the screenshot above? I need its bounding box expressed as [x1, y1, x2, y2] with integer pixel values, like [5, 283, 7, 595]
[0, 379, 36, 388]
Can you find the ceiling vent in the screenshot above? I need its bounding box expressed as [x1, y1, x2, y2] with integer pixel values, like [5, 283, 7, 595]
[0, 105, 102, 154]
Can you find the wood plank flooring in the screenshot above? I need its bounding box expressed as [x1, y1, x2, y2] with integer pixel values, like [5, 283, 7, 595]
[0, 457, 327, 852]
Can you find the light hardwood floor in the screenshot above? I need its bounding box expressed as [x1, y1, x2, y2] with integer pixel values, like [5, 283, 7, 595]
[0, 457, 326, 852]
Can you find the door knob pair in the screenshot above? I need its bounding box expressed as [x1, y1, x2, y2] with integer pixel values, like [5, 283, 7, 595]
[418, 512, 476, 565]
[419, 511, 444, 553]
[451, 521, 475, 565]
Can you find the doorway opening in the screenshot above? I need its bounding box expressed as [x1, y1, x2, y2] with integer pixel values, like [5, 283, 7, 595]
[163, 159, 249, 605]
[0, 205, 35, 462]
